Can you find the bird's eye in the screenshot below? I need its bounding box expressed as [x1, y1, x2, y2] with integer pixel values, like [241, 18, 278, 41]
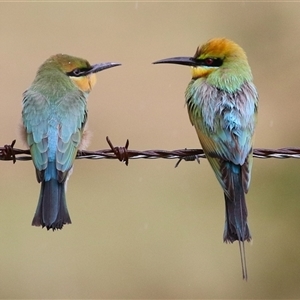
[202, 57, 223, 67]
[205, 58, 214, 65]
[72, 68, 81, 76]
[66, 67, 92, 77]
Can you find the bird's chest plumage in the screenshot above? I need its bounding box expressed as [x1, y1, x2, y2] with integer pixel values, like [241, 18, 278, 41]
[185, 79, 258, 164]
[186, 79, 257, 135]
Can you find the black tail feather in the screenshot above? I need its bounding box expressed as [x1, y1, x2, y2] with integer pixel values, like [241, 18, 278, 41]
[223, 165, 251, 280]
[32, 179, 71, 230]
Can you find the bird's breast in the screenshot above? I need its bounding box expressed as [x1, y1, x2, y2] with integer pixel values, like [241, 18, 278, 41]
[186, 80, 257, 135]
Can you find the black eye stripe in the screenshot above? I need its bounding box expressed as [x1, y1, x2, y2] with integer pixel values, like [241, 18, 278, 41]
[196, 57, 223, 67]
[66, 67, 92, 77]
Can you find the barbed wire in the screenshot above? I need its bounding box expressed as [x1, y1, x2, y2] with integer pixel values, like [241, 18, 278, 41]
[1, 137, 300, 167]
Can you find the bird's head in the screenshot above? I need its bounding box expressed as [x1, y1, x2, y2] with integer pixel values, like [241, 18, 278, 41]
[39, 54, 121, 93]
[153, 38, 252, 91]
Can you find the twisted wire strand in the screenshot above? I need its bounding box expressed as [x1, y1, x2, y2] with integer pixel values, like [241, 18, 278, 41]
[1, 137, 300, 166]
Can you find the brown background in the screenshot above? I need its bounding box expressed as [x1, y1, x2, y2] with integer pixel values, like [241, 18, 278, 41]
[0, 2, 300, 298]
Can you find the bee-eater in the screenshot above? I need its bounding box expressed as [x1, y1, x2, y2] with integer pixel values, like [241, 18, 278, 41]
[21, 54, 120, 230]
[154, 38, 258, 279]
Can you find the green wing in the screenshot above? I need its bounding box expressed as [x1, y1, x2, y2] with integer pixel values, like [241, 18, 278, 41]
[22, 88, 87, 183]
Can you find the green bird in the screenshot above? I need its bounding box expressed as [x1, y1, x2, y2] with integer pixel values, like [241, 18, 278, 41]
[21, 54, 120, 230]
[154, 38, 258, 279]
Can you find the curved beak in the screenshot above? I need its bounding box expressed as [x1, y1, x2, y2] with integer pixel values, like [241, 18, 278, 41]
[153, 57, 199, 67]
[87, 62, 121, 74]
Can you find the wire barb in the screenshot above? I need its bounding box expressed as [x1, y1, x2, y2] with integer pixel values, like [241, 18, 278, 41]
[174, 147, 201, 168]
[106, 136, 130, 166]
[2, 138, 300, 163]
[0, 140, 17, 163]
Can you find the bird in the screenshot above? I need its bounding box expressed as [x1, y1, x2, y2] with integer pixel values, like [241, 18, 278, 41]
[153, 38, 258, 279]
[21, 54, 120, 230]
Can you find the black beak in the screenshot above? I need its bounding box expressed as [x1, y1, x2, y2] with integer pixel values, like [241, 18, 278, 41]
[87, 62, 121, 74]
[153, 57, 199, 67]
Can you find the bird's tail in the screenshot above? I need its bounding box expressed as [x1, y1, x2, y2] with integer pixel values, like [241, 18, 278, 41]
[222, 162, 251, 280]
[32, 163, 71, 230]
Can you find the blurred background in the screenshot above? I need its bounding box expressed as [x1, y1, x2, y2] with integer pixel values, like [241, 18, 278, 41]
[0, 2, 300, 298]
